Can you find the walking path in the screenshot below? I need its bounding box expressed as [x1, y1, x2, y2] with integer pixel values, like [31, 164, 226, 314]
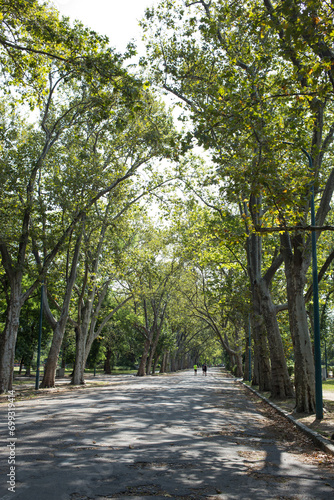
[1, 368, 333, 499]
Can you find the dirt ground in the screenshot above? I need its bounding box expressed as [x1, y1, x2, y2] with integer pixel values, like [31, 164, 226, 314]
[238, 385, 334, 470]
[246, 386, 334, 443]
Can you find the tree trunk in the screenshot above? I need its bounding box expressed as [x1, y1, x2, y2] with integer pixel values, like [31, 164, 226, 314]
[72, 295, 95, 384]
[152, 354, 159, 374]
[243, 332, 251, 382]
[235, 354, 243, 378]
[61, 345, 66, 370]
[282, 235, 315, 413]
[18, 358, 24, 376]
[251, 313, 272, 391]
[252, 351, 260, 386]
[258, 281, 294, 398]
[41, 230, 82, 388]
[104, 347, 112, 374]
[246, 209, 287, 394]
[25, 362, 32, 377]
[41, 323, 65, 388]
[164, 351, 170, 372]
[160, 351, 168, 373]
[137, 337, 151, 376]
[0, 278, 22, 392]
[72, 327, 86, 385]
[170, 354, 176, 372]
[146, 328, 161, 375]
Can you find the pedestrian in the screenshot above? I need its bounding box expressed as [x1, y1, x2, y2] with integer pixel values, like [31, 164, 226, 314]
[202, 363, 207, 376]
[194, 364, 197, 375]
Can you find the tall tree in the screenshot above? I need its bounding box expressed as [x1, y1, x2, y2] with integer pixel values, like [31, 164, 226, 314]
[141, 0, 334, 412]
[0, 0, 177, 392]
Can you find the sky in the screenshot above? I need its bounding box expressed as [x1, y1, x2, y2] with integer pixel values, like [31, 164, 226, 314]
[51, 0, 184, 125]
[52, 0, 159, 54]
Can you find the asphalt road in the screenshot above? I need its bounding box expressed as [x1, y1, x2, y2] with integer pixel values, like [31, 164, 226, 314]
[1, 368, 333, 500]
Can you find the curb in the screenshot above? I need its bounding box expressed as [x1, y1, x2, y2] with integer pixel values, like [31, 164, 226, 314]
[239, 380, 334, 457]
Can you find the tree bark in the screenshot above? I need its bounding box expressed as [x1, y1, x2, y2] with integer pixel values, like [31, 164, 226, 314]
[258, 281, 294, 398]
[18, 358, 24, 376]
[243, 329, 251, 382]
[170, 354, 177, 372]
[71, 278, 95, 385]
[137, 337, 151, 376]
[146, 327, 162, 375]
[152, 354, 159, 375]
[281, 233, 315, 412]
[160, 351, 168, 373]
[41, 230, 82, 388]
[0, 277, 23, 392]
[235, 353, 243, 377]
[251, 312, 272, 391]
[41, 323, 65, 387]
[246, 220, 290, 396]
[104, 347, 112, 374]
[72, 327, 86, 385]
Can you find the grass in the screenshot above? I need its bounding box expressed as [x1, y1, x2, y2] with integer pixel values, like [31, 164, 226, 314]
[322, 379, 334, 392]
[12, 378, 35, 386]
[242, 379, 334, 392]
[12, 367, 137, 384]
[84, 368, 137, 375]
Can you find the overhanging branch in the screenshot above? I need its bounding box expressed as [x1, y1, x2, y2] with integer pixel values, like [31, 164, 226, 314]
[254, 224, 334, 234]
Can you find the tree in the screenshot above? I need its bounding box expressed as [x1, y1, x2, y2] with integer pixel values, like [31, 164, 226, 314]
[15, 293, 51, 376]
[40, 224, 83, 387]
[141, 0, 334, 412]
[0, 0, 178, 393]
[121, 223, 182, 376]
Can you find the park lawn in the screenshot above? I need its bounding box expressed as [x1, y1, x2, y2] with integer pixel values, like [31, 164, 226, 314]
[244, 379, 334, 392]
[322, 379, 334, 392]
[13, 367, 137, 378]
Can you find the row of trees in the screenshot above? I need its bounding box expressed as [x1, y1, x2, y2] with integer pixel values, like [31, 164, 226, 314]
[0, 0, 179, 391]
[2, 0, 334, 417]
[140, 0, 334, 413]
[0, 0, 225, 393]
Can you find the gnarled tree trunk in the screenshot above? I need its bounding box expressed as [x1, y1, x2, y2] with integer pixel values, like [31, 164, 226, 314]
[258, 281, 294, 398]
[281, 233, 315, 413]
[41, 230, 82, 388]
[251, 312, 272, 391]
[0, 277, 23, 392]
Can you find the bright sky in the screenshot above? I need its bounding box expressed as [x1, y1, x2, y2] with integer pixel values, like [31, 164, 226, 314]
[52, 0, 159, 54]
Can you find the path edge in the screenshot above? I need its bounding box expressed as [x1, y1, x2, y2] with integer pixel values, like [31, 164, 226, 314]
[239, 380, 334, 457]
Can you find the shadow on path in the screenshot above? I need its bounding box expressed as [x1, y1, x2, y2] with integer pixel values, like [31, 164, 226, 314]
[1, 369, 333, 500]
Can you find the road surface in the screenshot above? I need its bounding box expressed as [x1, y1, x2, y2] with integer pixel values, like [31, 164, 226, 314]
[1, 368, 333, 499]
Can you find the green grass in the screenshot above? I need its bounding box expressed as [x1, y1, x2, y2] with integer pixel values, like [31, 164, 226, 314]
[13, 378, 35, 386]
[242, 379, 334, 397]
[13, 367, 137, 380]
[322, 379, 334, 392]
[110, 369, 136, 375]
[82, 368, 137, 375]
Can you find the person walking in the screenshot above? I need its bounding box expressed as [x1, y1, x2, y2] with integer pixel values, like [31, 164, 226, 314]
[194, 364, 198, 375]
[202, 363, 207, 376]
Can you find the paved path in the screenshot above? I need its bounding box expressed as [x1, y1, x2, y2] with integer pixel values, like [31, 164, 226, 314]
[1, 369, 333, 499]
